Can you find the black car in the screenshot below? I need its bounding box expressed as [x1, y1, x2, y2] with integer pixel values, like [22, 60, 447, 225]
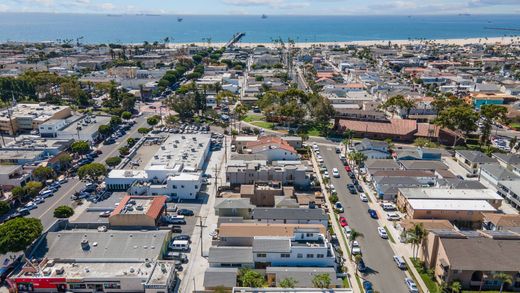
[177, 209, 194, 216]
[173, 234, 191, 243]
[358, 258, 367, 272]
[352, 178, 358, 185]
[356, 184, 364, 193]
[169, 225, 183, 233]
[347, 184, 357, 194]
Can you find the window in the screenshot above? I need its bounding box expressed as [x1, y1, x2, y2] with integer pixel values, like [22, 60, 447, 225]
[306, 254, 314, 258]
[297, 253, 303, 258]
[317, 254, 324, 258]
[257, 253, 266, 258]
[281, 253, 290, 258]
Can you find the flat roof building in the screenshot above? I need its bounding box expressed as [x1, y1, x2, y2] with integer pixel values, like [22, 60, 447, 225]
[0, 103, 71, 135]
[109, 195, 167, 227]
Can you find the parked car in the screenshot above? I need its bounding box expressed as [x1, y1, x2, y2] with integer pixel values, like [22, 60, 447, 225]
[347, 184, 357, 194]
[387, 213, 401, 221]
[359, 193, 368, 202]
[348, 172, 356, 179]
[393, 255, 407, 269]
[344, 165, 351, 172]
[332, 168, 340, 178]
[33, 197, 45, 204]
[334, 202, 344, 213]
[358, 258, 367, 272]
[339, 216, 348, 227]
[378, 227, 388, 239]
[351, 241, 361, 255]
[368, 209, 378, 219]
[172, 234, 191, 243]
[99, 211, 111, 217]
[169, 225, 183, 233]
[24, 202, 37, 210]
[363, 280, 374, 293]
[405, 278, 419, 293]
[165, 251, 188, 263]
[177, 209, 194, 216]
[355, 184, 364, 193]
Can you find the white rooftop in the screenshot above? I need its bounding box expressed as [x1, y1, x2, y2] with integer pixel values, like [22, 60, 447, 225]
[146, 133, 211, 172]
[399, 188, 503, 201]
[408, 199, 497, 212]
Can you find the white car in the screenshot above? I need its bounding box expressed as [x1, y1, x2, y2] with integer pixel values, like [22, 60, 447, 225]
[351, 240, 361, 255]
[25, 201, 37, 210]
[359, 193, 368, 202]
[387, 213, 401, 221]
[317, 156, 324, 163]
[323, 171, 330, 179]
[33, 197, 45, 204]
[405, 278, 419, 293]
[334, 202, 344, 213]
[332, 168, 340, 178]
[378, 227, 388, 239]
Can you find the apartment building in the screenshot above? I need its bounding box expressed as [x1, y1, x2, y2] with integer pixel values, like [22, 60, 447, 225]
[226, 160, 311, 188]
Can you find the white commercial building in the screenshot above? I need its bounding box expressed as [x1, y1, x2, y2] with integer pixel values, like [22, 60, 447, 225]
[106, 134, 211, 200]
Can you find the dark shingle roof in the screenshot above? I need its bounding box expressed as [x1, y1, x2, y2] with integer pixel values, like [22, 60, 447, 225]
[252, 208, 327, 221]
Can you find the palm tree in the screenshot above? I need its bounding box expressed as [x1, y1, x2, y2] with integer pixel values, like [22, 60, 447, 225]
[493, 272, 512, 293]
[450, 281, 462, 293]
[407, 223, 428, 259]
[348, 151, 367, 167]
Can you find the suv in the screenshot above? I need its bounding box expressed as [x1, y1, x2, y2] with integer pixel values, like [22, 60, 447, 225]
[347, 184, 357, 194]
[177, 209, 194, 216]
[405, 278, 419, 293]
[334, 202, 344, 213]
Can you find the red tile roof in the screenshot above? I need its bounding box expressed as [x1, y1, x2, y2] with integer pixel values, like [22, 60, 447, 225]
[111, 195, 167, 219]
[337, 119, 417, 136]
[246, 136, 297, 154]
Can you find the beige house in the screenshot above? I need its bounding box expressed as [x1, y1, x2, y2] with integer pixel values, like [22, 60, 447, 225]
[421, 230, 520, 291]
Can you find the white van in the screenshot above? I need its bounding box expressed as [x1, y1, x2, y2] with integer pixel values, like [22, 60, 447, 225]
[382, 203, 396, 211]
[170, 240, 190, 252]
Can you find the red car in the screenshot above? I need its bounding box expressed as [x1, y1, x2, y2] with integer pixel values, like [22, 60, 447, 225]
[344, 165, 351, 172]
[339, 217, 348, 227]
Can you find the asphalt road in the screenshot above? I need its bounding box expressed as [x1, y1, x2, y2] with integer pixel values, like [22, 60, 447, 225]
[319, 145, 409, 293]
[24, 114, 151, 230]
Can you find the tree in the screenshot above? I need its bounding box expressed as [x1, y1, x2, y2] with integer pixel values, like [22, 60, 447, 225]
[434, 104, 479, 147]
[53, 205, 74, 218]
[279, 277, 297, 288]
[0, 201, 10, 216]
[127, 137, 137, 147]
[57, 153, 73, 170]
[354, 254, 363, 273]
[98, 124, 112, 136]
[121, 111, 132, 120]
[32, 166, 55, 181]
[480, 104, 508, 146]
[493, 272, 512, 293]
[147, 115, 160, 127]
[0, 217, 43, 254]
[105, 156, 122, 167]
[24, 181, 43, 198]
[311, 273, 331, 288]
[238, 268, 265, 288]
[450, 281, 462, 293]
[119, 146, 129, 156]
[348, 151, 367, 167]
[11, 186, 25, 200]
[71, 140, 91, 156]
[510, 136, 518, 152]
[380, 95, 415, 118]
[407, 223, 428, 259]
[78, 163, 107, 181]
[138, 127, 151, 134]
[110, 115, 123, 126]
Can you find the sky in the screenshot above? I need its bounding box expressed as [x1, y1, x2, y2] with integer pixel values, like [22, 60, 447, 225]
[0, 0, 519, 15]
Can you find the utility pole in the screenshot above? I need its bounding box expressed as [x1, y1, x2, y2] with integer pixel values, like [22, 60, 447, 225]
[195, 216, 207, 257]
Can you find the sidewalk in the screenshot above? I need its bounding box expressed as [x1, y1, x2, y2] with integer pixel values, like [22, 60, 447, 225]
[310, 152, 362, 293]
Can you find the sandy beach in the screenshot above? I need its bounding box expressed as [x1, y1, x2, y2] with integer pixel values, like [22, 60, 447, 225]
[167, 36, 519, 48]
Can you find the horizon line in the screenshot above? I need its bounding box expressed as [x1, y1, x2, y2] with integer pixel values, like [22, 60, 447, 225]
[0, 11, 520, 17]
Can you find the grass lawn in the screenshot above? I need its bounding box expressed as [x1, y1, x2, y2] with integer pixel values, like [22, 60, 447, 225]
[509, 122, 520, 131]
[383, 226, 395, 243]
[243, 114, 265, 123]
[250, 121, 274, 129]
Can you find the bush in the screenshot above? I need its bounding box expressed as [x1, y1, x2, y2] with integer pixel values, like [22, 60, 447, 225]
[329, 194, 338, 204]
[105, 156, 122, 167]
[54, 205, 74, 218]
[0, 201, 10, 215]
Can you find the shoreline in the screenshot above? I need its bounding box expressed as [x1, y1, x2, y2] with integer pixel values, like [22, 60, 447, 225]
[165, 36, 518, 48]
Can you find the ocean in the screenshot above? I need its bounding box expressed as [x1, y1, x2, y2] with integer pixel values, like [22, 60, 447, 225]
[0, 13, 519, 44]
